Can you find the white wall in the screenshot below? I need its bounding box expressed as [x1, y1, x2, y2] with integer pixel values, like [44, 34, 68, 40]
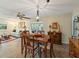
[0, 17, 31, 36]
[0, 13, 72, 44]
[18, 19, 31, 32]
[73, 6, 79, 16]
[41, 13, 72, 44]
[0, 18, 7, 35]
[0, 17, 19, 35]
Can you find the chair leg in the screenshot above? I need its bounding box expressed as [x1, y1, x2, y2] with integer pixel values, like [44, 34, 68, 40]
[24, 45, 27, 58]
[21, 45, 24, 54]
[43, 43, 47, 58]
[37, 47, 42, 58]
[52, 48, 55, 57]
[50, 44, 55, 58]
[43, 49, 47, 58]
[43, 49, 46, 57]
[32, 49, 34, 58]
[21, 39, 24, 54]
[0, 39, 1, 44]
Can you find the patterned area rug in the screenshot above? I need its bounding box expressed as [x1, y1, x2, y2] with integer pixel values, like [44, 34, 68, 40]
[24, 44, 70, 58]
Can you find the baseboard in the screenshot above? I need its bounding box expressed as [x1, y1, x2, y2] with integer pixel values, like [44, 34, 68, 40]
[62, 42, 69, 45]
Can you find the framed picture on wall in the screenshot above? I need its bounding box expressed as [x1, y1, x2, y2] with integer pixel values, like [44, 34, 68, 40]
[18, 21, 25, 28]
[0, 24, 7, 29]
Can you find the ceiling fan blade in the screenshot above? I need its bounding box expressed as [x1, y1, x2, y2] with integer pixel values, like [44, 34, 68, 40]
[23, 16, 31, 19]
[16, 12, 31, 19]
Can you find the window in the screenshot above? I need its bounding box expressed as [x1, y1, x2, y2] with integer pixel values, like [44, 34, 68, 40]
[31, 22, 44, 33]
[72, 16, 79, 37]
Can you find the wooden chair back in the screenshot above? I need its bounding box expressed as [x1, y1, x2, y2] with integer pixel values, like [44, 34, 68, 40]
[48, 31, 57, 44]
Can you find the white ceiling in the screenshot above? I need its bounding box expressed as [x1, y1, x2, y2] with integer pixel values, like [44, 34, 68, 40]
[0, 0, 79, 18]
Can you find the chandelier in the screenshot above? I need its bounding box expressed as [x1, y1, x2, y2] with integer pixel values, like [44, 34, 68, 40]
[36, 0, 50, 21]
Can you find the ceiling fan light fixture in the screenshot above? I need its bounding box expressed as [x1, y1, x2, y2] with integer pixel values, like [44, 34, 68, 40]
[36, 16, 39, 20]
[47, 0, 50, 3]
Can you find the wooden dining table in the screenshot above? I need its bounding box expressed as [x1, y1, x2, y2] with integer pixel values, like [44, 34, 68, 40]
[29, 33, 49, 57]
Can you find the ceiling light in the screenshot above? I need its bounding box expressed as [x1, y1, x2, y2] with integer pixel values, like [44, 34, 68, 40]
[36, 0, 50, 21]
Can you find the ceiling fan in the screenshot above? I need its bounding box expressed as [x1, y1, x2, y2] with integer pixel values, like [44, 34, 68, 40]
[17, 12, 31, 20]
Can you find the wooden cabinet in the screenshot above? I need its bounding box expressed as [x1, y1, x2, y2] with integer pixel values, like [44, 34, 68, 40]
[69, 38, 79, 57]
[53, 32, 62, 45]
[48, 22, 62, 45]
[48, 31, 62, 45]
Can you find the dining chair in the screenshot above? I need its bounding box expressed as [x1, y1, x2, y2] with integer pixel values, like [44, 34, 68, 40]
[49, 31, 56, 57]
[37, 34, 48, 58]
[20, 31, 25, 54]
[0, 37, 1, 44]
[22, 31, 38, 57]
